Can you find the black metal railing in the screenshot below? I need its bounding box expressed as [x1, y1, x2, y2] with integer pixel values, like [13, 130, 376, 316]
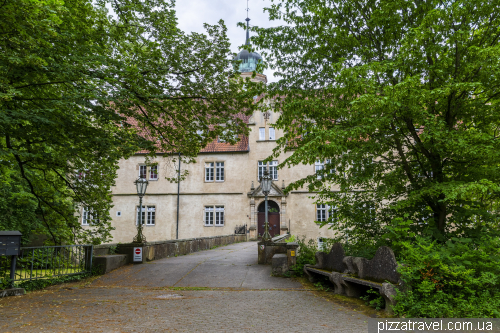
[234, 224, 247, 235]
[2, 245, 93, 283]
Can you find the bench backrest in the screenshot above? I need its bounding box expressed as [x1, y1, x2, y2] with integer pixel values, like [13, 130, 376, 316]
[315, 243, 345, 273]
[314, 244, 400, 284]
[353, 246, 399, 284]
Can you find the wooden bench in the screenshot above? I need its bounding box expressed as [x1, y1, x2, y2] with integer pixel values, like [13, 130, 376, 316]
[304, 243, 401, 314]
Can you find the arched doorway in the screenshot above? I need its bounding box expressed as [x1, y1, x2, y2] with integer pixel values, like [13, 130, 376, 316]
[257, 200, 280, 238]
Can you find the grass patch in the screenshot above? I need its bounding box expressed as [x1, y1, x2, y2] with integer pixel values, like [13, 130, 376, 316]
[153, 286, 213, 291]
[13, 268, 85, 280]
[1, 262, 103, 292]
[16, 273, 91, 292]
[298, 276, 391, 318]
[169, 287, 212, 291]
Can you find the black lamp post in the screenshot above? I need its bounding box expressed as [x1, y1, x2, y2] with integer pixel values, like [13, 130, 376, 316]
[260, 168, 273, 241]
[134, 177, 148, 243]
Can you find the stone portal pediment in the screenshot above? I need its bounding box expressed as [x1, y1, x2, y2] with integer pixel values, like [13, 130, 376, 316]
[248, 182, 286, 198]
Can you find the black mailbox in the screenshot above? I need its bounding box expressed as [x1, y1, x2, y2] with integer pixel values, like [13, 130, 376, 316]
[0, 231, 22, 256]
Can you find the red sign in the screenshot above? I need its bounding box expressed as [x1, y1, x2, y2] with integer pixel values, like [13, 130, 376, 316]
[133, 247, 142, 262]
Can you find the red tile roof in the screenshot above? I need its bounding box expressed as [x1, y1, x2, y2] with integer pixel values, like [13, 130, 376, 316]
[129, 112, 252, 154]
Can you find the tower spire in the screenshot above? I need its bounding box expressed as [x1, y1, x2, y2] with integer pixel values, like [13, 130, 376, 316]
[245, 0, 250, 45]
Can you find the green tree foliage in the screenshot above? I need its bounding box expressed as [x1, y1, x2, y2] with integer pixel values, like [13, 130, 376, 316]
[253, 0, 500, 317]
[394, 236, 500, 317]
[0, 0, 260, 244]
[252, 0, 500, 243]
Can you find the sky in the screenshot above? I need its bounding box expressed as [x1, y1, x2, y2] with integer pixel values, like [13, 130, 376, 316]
[174, 0, 283, 82]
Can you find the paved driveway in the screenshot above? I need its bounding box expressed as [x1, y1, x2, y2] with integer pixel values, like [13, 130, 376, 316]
[0, 241, 369, 332]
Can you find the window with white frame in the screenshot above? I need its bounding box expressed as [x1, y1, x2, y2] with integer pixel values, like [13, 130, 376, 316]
[325, 159, 334, 174]
[82, 207, 99, 225]
[205, 206, 225, 226]
[258, 161, 278, 180]
[204, 206, 214, 226]
[146, 206, 155, 225]
[137, 206, 156, 225]
[269, 161, 278, 180]
[316, 204, 327, 221]
[269, 127, 275, 140]
[318, 237, 325, 251]
[82, 207, 90, 225]
[316, 204, 338, 224]
[259, 127, 265, 140]
[329, 205, 338, 223]
[315, 159, 333, 179]
[258, 161, 266, 180]
[205, 162, 214, 181]
[215, 162, 224, 181]
[315, 160, 325, 179]
[215, 206, 224, 226]
[136, 206, 146, 225]
[149, 165, 158, 180]
[139, 165, 147, 179]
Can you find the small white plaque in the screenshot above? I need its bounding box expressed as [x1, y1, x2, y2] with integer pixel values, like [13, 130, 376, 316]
[133, 247, 142, 262]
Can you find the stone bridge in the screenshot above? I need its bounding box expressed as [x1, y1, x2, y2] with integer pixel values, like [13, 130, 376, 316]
[0, 242, 369, 332]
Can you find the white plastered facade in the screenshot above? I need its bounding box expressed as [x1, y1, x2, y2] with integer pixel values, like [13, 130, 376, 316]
[82, 74, 340, 244]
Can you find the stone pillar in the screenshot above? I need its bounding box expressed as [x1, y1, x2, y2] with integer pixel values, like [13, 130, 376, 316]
[254, 199, 260, 238]
[249, 227, 257, 240]
[280, 197, 288, 235]
[250, 198, 256, 229]
[286, 242, 299, 268]
[249, 198, 257, 240]
[257, 241, 266, 264]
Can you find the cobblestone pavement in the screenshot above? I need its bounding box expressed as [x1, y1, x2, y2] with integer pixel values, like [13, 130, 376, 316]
[0, 242, 369, 332]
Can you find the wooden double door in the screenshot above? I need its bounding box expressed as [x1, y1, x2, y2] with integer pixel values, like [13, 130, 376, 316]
[257, 212, 281, 238]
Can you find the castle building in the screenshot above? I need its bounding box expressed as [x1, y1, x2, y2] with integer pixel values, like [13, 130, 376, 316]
[83, 18, 340, 246]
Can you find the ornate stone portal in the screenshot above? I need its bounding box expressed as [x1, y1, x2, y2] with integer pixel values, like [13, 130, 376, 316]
[247, 182, 288, 240]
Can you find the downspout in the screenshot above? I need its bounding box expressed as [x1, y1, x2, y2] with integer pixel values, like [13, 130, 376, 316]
[176, 153, 181, 239]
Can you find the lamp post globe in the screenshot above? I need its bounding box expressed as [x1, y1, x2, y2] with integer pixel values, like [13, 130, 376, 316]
[133, 177, 149, 243]
[259, 169, 273, 241]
